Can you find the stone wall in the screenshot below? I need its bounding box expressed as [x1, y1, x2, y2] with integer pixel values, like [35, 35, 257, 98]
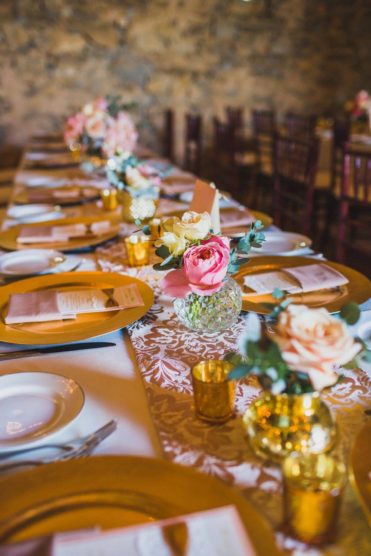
[0, 0, 370, 158]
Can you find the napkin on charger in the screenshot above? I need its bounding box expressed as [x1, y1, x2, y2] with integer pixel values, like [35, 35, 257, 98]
[5, 284, 144, 324]
[17, 221, 113, 244]
[243, 263, 348, 295]
[220, 208, 255, 229]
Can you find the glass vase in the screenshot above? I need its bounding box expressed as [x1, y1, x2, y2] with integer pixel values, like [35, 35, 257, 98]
[243, 392, 337, 463]
[173, 276, 242, 333]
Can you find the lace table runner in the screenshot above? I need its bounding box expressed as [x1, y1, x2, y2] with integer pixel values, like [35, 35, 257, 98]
[96, 243, 371, 556]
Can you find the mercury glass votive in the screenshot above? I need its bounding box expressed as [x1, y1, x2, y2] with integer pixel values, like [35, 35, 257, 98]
[282, 452, 346, 545]
[101, 188, 118, 211]
[125, 235, 150, 267]
[191, 360, 235, 424]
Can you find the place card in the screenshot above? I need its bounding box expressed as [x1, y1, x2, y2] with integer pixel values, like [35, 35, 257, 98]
[190, 179, 221, 233]
[17, 221, 112, 244]
[243, 263, 348, 295]
[52, 505, 256, 556]
[5, 284, 144, 324]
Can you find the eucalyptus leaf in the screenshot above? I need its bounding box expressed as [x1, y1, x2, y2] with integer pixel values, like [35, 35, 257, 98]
[340, 302, 360, 325]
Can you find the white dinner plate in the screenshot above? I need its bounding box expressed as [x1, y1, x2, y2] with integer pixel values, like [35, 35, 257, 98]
[7, 204, 65, 223]
[232, 231, 312, 256]
[0, 249, 77, 276]
[0, 372, 84, 451]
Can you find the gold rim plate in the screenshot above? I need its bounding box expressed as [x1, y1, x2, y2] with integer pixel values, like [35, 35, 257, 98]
[235, 256, 371, 314]
[0, 456, 282, 555]
[0, 215, 120, 252]
[350, 421, 371, 526]
[0, 271, 154, 345]
[14, 187, 99, 206]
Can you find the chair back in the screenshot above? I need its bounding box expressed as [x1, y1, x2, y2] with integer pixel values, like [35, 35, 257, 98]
[184, 113, 202, 174]
[273, 134, 319, 235]
[284, 112, 317, 140]
[336, 147, 371, 266]
[225, 106, 244, 132]
[251, 110, 276, 175]
[330, 117, 351, 194]
[163, 109, 175, 161]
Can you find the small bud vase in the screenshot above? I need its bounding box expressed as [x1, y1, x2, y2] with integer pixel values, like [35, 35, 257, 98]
[173, 276, 242, 333]
[243, 391, 337, 462]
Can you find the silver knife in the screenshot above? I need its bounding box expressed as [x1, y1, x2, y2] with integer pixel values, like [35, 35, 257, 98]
[0, 341, 116, 361]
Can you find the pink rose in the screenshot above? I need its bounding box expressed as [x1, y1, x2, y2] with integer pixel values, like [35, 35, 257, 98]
[64, 112, 86, 144]
[160, 236, 230, 298]
[102, 111, 138, 157]
[85, 112, 107, 139]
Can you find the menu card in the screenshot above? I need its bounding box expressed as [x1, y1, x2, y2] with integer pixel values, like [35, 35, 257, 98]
[52, 506, 256, 556]
[5, 284, 144, 324]
[244, 263, 348, 295]
[17, 221, 113, 244]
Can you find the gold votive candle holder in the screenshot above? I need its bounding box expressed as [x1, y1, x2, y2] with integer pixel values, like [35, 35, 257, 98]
[101, 188, 118, 211]
[125, 234, 151, 267]
[282, 452, 346, 545]
[149, 218, 162, 240]
[191, 360, 235, 424]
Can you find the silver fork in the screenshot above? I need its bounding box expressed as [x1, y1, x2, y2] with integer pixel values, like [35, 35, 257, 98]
[0, 420, 117, 473]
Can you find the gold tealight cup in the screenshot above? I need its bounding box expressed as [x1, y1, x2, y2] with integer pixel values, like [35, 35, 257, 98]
[124, 234, 151, 267]
[149, 217, 162, 240]
[101, 188, 118, 211]
[191, 360, 235, 424]
[282, 452, 346, 545]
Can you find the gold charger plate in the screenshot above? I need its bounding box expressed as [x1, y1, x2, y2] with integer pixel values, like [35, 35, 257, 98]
[235, 256, 371, 314]
[0, 215, 120, 252]
[0, 271, 154, 345]
[350, 421, 371, 526]
[14, 186, 99, 206]
[0, 456, 282, 555]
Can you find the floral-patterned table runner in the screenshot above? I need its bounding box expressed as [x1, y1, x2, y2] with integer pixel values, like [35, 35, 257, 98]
[96, 242, 371, 555]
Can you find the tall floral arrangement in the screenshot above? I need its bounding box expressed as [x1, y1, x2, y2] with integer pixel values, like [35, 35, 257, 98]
[64, 95, 138, 157]
[345, 90, 371, 123]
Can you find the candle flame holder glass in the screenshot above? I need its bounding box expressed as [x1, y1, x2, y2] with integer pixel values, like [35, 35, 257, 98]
[101, 188, 118, 211]
[283, 452, 346, 545]
[125, 235, 151, 267]
[191, 360, 235, 424]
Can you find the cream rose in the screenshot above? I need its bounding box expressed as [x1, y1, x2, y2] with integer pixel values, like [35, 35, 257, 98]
[155, 231, 188, 256]
[125, 166, 150, 190]
[274, 305, 362, 391]
[173, 211, 211, 241]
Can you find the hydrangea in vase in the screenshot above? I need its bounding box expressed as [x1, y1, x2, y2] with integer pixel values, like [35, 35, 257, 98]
[227, 299, 365, 462]
[148, 211, 264, 333]
[106, 151, 161, 223]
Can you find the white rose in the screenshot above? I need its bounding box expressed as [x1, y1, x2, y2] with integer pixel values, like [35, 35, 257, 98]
[125, 166, 150, 190]
[155, 232, 188, 256]
[173, 211, 211, 240]
[274, 305, 362, 391]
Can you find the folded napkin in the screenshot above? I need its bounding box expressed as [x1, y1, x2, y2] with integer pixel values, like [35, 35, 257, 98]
[17, 221, 112, 244]
[5, 283, 144, 324]
[243, 263, 348, 296]
[161, 179, 196, 196]
[220, 208, 255, 229]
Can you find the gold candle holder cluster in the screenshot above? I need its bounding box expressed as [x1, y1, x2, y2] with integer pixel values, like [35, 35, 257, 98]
[124, 234, 151, 267]
[282, 452, 346, 545]
[100, 188, 118, 211]
[191, 360, 235, 424]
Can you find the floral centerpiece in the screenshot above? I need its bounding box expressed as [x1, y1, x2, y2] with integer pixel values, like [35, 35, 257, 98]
[64, 95, 138, 167]
[106, 151, 161, 223]
[146, 212, 264, 332]
[345, 90, 371, 130]
[226, 298, 364, 460]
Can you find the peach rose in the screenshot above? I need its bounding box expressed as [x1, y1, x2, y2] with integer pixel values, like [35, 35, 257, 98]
[274, 305, 362, 391]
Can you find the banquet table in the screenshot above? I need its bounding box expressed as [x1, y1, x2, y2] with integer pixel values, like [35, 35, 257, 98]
[0, 145, 370, 556]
